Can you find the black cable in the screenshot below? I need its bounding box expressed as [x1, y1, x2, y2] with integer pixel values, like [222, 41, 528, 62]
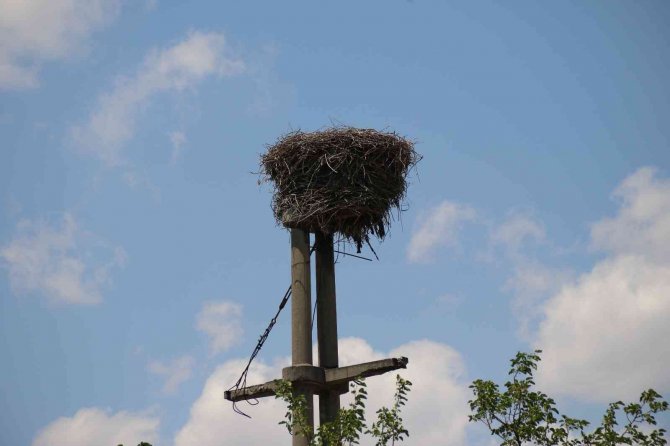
[227, 285, 291, 418]
[333, 250, 373, 261]
[227, 244, 317, 418]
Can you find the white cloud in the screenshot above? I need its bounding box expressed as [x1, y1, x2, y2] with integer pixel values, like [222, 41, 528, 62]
[70, 31, 245, 166]
[407, 200, 476, 263]
[533, 167, 670, 402]
[175, 338, 470, 446]
[381, 340, 470, 446]
[196, 300, 243, 355]
[0, 0, 120, 89]
[32, 407, 159, 446]
[148, 355, 195, 395]
[481, 211, 572, 340]
[491, 213, 545, 254]
[0, 213, 126, 304]
[535, 255, 670, 402]
[591, 167, 670, 263]
[174, 356, 287, 446]
[505, 262, 574, 341]
[169, 130, 187, 165]
[506, 263, 568, 300]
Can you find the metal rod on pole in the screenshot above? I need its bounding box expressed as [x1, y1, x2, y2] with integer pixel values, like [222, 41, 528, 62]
[316, 231, 341, 429]
[290, 228, 314, 446]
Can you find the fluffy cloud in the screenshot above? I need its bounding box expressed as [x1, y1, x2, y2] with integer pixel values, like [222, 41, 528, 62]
[70, 31, 245, 166]
[148, 355, 195, 395]
[380, 340, 470, 445]
[407, 200, 476, 263]
[175, 338, 470, 446]
[535, 255, 670, 402]
[32, 407, 159, 446]
[0, 213, 126, 304]
[505, 262, 573, 341]
[0, 0, 120, 89]
[490, 213, 545, 255]
[174, 356, 287, 446]
[590, 167, 670, 263]
[533, 167, 670, 402]
[196, 300, 243, 355]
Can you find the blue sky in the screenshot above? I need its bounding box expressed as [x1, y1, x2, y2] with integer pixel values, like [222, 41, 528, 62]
[1, 1, 669, 445]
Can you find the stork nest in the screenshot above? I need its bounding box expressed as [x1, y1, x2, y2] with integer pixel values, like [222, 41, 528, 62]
[260, 127, 420, 251]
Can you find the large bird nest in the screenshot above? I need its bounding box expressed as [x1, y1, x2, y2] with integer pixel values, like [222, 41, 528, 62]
[260, 127, 420, 251]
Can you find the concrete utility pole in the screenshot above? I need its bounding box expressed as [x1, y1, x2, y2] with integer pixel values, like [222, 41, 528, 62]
[315, 231, 340, 427]
[225, 228, 408, 445]
[290, 228, 314, 446]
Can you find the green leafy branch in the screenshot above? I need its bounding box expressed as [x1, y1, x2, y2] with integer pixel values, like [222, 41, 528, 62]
[367, 375, 412, 446]
[468, 350, 668, 446]
[275, 374, 412, 446]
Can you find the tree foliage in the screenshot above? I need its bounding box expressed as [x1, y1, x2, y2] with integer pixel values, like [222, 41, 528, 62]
[125, 351, 667, 446]
[275, 374, 412, 446]
[469, 350, 668, 446]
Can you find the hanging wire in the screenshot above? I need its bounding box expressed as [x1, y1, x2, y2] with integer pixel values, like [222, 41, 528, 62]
[226, 244, 316, 417]
[334, 250, 373, 262]
[227, 284, 292, 418]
